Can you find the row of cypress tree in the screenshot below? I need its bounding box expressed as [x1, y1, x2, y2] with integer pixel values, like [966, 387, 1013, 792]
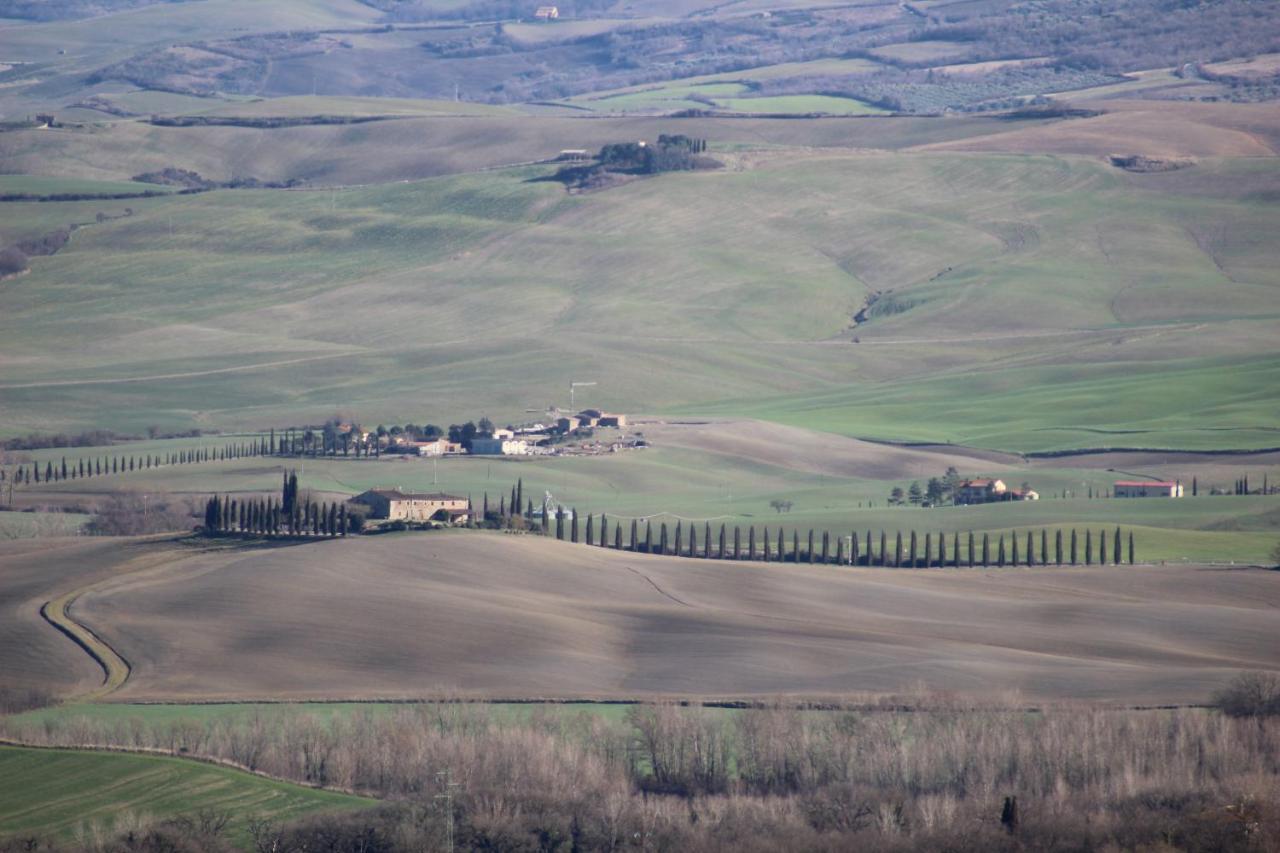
[542, 511, 1135, 567]
[202, 494, 348, 538]
[12, 438, 271, 485]
[479, 480, 1139, 567]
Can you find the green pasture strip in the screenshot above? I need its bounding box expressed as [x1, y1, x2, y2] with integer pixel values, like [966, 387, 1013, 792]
[0, 745, 376, 843]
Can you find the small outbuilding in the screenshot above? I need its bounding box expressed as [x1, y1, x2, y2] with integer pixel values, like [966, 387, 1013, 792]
[1114, 481, 1183, 498]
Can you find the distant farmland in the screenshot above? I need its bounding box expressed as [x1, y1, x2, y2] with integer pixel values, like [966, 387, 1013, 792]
[0, 148, 1277, 451]
[6, 533, 1272, 705]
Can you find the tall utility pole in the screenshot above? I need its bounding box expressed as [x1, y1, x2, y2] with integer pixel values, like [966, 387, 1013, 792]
[569, 381, 596, 410]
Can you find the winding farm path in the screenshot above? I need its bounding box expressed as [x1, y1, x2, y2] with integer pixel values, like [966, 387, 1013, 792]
[37, 544, 197, 701]
[40, 588, 130, 701]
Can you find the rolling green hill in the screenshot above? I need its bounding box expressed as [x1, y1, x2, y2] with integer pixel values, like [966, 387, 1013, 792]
[0, 745, 375, 842]
[0, 150, 1276, 451]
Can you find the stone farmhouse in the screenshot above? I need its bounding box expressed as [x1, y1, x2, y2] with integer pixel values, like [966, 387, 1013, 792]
[954, 478, 1038, 504]
[351, 489, 470, 522]
[1114, 480, 1183, 498]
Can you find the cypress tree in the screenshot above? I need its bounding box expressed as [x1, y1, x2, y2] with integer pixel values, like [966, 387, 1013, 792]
[60, 457, 67, 480]
[77, 459, 84, 478]
[719, 524, 727, 559]
[45, 461, 53, 481]
[951, 531, 959, 568]
[981, 533, 990, 567]
[1099, 528, 1107, 563]
[510, 485, 517, 518]
[966, 531, 974, 568]
[674, 521, 682, 557]
[1085, 529, 1092, 565]
[614, 524, 623, 550]
[821, 530, 830, 564]
[1009, 533, 1016, 567]
[660, 522, 668, 555]
[1113, 527, 1122, 565]
[748, 526, 756, 560]
[556, 507, 565, 541]
[880, 531, 888, 567]
[705, 522, 712, 558]
[923, 533, 931, 568]
[909, 531, 918, 568]
[1027, 531, 1035, 567]
[1128, 531, 1135, 564]
[835, 534, 845, 565]
[851, 531, 860, 566]
[762, 526, 771, 562]
[311, 502, 320, 536]
[527, 499, 534, 523]
[808, 529, 816, 564]
[894, 531, 902, 568]
[483, 493, 490, 522]
[866, 531, 873, 567]
[517, 479, 524, 513]
[1070, 529, 1078, 565]
[541, 504, 550, 536]
[645, 520, 653, 553]
[571, 509, 579, 543]
[585, 513, 593, 545]
[1055, 530, 1063, 565]
[1040, 530, 1048, 565]
[790, 530, 797, 563]
[631, 519, 639, 551]
[339, 504, 347, 537]
[733, 526, 741, 560]
[600, 514, 608, 547]
[1192, 476, 1198, 496]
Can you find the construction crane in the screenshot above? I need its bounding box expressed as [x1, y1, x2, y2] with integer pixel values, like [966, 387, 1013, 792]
[569, 381, 596, 410]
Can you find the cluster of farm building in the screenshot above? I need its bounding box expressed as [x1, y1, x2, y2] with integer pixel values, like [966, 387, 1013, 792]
[334, 409, 630, 458]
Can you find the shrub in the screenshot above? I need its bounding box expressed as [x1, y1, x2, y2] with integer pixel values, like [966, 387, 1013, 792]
[1213, 671, 1280, 718]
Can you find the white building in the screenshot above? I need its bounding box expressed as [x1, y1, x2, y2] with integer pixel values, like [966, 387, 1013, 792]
[470, 437, 529, 456]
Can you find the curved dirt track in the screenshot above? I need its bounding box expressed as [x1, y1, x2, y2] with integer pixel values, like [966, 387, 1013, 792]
[69, 532, 1280, 706]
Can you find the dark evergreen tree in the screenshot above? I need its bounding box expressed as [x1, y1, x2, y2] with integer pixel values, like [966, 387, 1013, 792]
[556, 507, 565, 541]
[570, 509, 579, 543]
[1027, 531, 1035, 567]
[586, 514, 594, 547]
[808, 529, 816, 564]
[851, 531, 860, 566]
[600, 514, 608, 547]
[893, 531, 902, 568]
[517, 479, 524, 514]
[1113, 527, 1122, 565]
[733, 526, 741, 560]
[880, 531, 888, 567]
[645, 520, 653, 553]
[631, 518, 639, 551]
[981, 533, 990, 567]
[719, 524, 727, 559]
[339, 504, 347, 537]
[45, 461, 53, 481]
[1128, 531, 1135, 564]
[660, 522, 668, 555]
[923, 533, 931, 568]
[1085, 529, 1093, 565]
[793, 530, 800, 563]
[762, 526, 771, 562]
[1070, 529, 1078, 565]
[909, 531, 918, 568]
[747, 526, 756, 560]
[1008, 534, 1015, 567]
[614, 524, 623, 550]
[328, 503, 338, 537]
[673, 521, 682, 557]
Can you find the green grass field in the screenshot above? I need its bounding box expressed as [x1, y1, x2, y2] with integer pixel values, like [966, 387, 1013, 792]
[0, 745, 375, 843]
[0, 175, 177, 196]
[1, 151, 1276, 453]
[0, 510, 89, 538]
[715, 95, 886, 115]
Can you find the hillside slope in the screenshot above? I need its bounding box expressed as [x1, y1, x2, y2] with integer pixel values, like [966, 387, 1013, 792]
[67, 533, 1280, 705]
